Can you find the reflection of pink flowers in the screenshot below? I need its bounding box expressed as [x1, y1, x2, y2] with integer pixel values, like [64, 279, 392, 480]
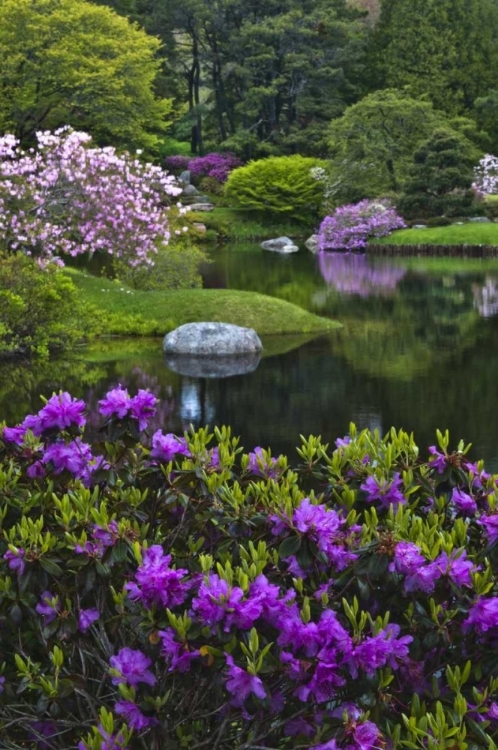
[318, 253, 406, 297]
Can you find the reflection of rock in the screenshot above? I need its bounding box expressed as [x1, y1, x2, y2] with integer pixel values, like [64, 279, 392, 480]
[165, 352, 262, 378]
[473, 277, 498, 318]
[318, 252, 406, 297]
[261, 237, 299, 253]
[164, 322, 263, 355]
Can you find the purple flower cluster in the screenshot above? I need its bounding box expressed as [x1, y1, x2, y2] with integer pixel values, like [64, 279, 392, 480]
[2, 392, 85, 443]
[109, 647, 156, 688]
[125, 545, 191, 608]
[318, 200, 405, 251]
[390, 541, 476, 593]
[99, 386, 157, 431]
[0, 128, 182, 267]
[164, 155, 190, 172]
[361, 472, 405, 509]
[247, 446, 280, 478]
[473, 153, 498, 197]
[150, 430, 190, 462]
[188, 152, 242, 183]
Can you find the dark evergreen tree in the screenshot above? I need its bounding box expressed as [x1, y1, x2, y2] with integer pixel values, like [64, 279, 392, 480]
[398, 128, 480, 218]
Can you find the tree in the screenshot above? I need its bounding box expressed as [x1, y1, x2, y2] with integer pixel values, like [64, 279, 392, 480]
[366, 0, 498, 115]
[398, 128, 479, 218]
[327, 90, 446, 201]
[0, 0, 174, 151]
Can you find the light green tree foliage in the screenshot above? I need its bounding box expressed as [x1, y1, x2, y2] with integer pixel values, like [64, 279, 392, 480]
[225, 156, 327, 222]
[366, 0, 498, 115]
[327, 90, 484, 203]
[0, 0, 174, 150]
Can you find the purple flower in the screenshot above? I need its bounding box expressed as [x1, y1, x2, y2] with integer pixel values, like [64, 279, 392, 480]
[37, 392, 86, 432]
[36, 591, 60, 624]
[318, 200, 405, 252]
[150, 430, 190, 462]
[312, 741, 339, 750]
[93, 520, 119, 548]
[42, 438, 93, 477]
[428, 446, 448, 473]
[361, 473, 405, 509]
[247, 447, 279, 478]
[28, 721, 58, 749]
[335, 435, 351, 449]
[79, 724, 127, 750]
[99, 385, 131, 419]
[158, 627, 200, 672]
[451, 487, 477, 516]
[346, 720, 382, 750]
[225, 654, 266, 706]
[390, 541, 425, 575]
[479, 514, 498, 545]
[114, 700, 158, 730]
[463, 597, 498, 634]
[125, 545, 191, 609]
[130, 389, 157, 430]
[435, 549, 475, 588]
[0, 675, 5, 693]
[4, 547, 26, 575]
[78, 608, 100, 632]
[27, 461, 46, 479]
[191, 573, 262, 631]
[109, 648, 156, 688]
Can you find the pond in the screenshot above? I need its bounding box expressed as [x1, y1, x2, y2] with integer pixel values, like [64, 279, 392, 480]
[3, 245, 498, 468]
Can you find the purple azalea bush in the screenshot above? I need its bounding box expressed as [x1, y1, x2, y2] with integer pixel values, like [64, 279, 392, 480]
[0, 128, 182, 268]
[188, 152, 242, 183]
[164, 155, 190, 172]
[1, 395, 498, 749]
[318, 200, 406, 251]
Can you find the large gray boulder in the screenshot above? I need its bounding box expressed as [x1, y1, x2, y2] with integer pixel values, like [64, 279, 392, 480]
[261, 236, 299, 254]
[163, 322, 263, 356]
[182, 184, 199, 196]
[179, 170, 191, 184]
[165, 352, 261, 378]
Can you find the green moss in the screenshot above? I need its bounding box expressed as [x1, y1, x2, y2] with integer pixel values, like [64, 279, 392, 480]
[66, 269, 339, 336]
[375, 222, 498, 246]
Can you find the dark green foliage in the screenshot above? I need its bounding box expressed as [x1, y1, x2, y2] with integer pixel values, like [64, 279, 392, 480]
[0, 253, 94, 358]
[425, 217, 453, 228]
[224, 155, 327, 222]
[398, 129, 480, 219]
[366, 0, 498, 115]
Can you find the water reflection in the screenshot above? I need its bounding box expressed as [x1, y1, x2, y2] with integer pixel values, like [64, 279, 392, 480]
[472, 277, 498, 318]
[318, 252, 406, 296]
[4, 252, 498, 467]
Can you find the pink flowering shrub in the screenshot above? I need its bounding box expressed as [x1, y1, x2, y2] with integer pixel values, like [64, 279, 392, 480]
[188, 152, 242, 183]
[473, 153, 498, 197]
[318, 200, 406, 251]
[2, 394, 498, 748]
[0, 127, 183, 267]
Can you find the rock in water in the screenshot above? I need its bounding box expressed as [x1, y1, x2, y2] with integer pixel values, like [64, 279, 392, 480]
[163, 322, 263, 356]
[304, 235, 319, 253]
[261, 237, 299, 253]
[165, 352, 262, 378]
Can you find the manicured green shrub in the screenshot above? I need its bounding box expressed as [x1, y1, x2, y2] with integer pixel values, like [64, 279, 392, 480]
[0, 253, 94, 358]
[1, 389, 498, 749]
[224, 155, 327, 222]
[425, 216, 453, 227]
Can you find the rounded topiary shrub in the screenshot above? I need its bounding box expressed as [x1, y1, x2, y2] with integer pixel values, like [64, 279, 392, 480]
[2, 390, 498, 749]
[224, 155, 328, 222]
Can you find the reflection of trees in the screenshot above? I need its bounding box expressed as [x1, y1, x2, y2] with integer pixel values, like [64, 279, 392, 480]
[318, 252, 406, 297]
[472, 277, 498, 318]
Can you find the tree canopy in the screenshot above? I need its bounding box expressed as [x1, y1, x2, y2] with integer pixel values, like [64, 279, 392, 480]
[0, 0, 174, 150]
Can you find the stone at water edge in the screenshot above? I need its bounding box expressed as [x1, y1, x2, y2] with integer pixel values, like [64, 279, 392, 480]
[469, 217, 491, 222]
[261, 236, 299, 253]
[412, 224, 428, 229]
[163, 322, 263, 356]
[165, 352, 261, 378]
[189, 203, 215, 211]
[305, 235, 319, 253]
[192, 222, 207, 233]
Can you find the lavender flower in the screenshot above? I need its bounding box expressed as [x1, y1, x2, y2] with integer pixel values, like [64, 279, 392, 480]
[78, 608, 100, 632]
[150, 430, 190, 462]
[318, 200, 405, 252]
[191, 573, 262, 631]
[158, 627, 200, 672]
[479, 514, 498, 544]
[129, 389, 158, 430]
[37, 392, 86, 432]
[225, 654, 266, 706]
[247, 447, 280, 478]
[42, 438, 93, 477]
[4, 547, 26, 575]
[451, 487, 477, 516]
[109, 647, 156, 688]
[98, 385, 131, 419]
[463, 596, 498, 634]
[361, 473, 405, 509]
[125, 545, 191, 609]
[114, 700, 158, 730]
[428, 446, 448, 473]
[36, 591, 60, 624]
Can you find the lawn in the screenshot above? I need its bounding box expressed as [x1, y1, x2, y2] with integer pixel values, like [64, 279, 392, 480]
[376, 222, 498, 246]
[67, 269, 339, 337]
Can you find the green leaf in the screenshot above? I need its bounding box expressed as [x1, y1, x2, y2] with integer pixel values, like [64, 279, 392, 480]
[278, 535, 302, 558]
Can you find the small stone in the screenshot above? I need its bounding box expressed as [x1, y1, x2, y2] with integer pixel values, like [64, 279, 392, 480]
[412, 224, 427, 229]
[469, 217, 491, 222]
[305, 234, 319, 253]
[192, 222, 207, 233]
[190, 203, 215, 211]
[261, 236, 299, 253]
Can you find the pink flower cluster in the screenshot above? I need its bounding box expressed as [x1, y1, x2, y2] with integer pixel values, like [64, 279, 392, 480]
[473, 153, 498, 197]
[318, 200, 405, 251]
[0, 128, 183, 267]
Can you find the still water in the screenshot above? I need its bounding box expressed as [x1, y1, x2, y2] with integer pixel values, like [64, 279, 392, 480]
[3, 247, 498, 467]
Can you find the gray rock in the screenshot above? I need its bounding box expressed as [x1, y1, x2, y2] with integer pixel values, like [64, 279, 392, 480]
[469, 216, 491, 222]
[179, 170, 191, 184]
[189, 203, 215, 211]
[197, 195, 210, 203]
[261, 236, 299, 253]
[192, 222, 207, 233]
[305, 234, 319, 253]
[165, 352, 262, 378]
[163, 322, 263, 356]
[183, 184, 199, 196]
[412, 224, 428, 229]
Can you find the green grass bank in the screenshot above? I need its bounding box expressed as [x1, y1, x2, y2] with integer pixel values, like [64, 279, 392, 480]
[376, 222, 498, 246]
[67, 269, 339, 337]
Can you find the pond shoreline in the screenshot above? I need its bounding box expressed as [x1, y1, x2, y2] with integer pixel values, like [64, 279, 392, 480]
[368, 243, 498, 257]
